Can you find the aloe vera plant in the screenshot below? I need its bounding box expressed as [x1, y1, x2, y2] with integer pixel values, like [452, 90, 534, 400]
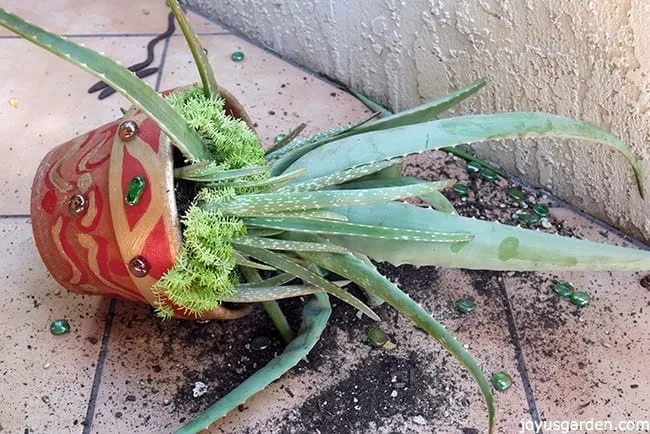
[2, 3, 649, 433]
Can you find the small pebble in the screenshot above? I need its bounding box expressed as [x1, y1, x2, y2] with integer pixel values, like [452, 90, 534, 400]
[413, 415, 427, 425]
[390, 390, 398, 398]
[193, 381, 208, 398]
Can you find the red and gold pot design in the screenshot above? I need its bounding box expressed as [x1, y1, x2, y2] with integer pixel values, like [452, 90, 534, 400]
[31, 87, 253, 320]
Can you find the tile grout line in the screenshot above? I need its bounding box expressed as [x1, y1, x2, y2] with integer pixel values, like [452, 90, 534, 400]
[0, 214, 30, 219]
[0, 32, 229, 40]
[155, 34, 172, 92]
[82, 299, 117, 434]
[182, 4, 357, 93]
[496, 278, 545, 434]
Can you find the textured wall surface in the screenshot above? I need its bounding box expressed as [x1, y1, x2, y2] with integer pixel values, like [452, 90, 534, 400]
[188, 0, 650, 241]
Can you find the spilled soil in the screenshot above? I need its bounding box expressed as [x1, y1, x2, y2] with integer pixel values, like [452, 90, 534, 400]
[144, 149, 591, 433]
[107, 149, 623, 433]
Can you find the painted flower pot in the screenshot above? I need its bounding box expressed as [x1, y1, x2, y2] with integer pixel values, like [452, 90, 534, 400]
[30, 87, 253, 320]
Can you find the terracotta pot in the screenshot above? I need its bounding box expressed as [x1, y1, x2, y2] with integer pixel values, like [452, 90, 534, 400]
[31, 87, 253, 320]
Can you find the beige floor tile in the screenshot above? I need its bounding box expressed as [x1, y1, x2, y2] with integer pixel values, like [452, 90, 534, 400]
[503, 208, 650, 430]
[159, 34, 372, 150]
[0, 3, 228, 38]
[88, 268, 528, 433]
[0, 218, 109, 433]
[0, 36, 162, 215]
[181, 8, 229, 35]
[0, 0, 172, 36]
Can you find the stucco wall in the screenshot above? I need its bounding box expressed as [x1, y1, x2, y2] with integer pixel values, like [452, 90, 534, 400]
[187, 0, 650, 241]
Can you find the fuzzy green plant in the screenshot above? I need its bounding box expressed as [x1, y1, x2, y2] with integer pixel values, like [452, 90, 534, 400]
[2, 2, 649, 434]
[154, 85, 270, 318]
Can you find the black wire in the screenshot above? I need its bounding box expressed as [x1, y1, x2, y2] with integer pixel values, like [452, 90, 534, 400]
[88, 12, 176, 99]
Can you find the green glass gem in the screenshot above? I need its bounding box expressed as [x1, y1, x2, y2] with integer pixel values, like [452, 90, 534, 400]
[231, 51, 245, 62]
[532, 203, 549, 217]
[570, 291, 591, 308]
[479, 167, 497, 182]
[50, 319, 70, 336]
[515, 211, 539, 225]
[453, 183, 469, 197]
[491, 371, 513, 391]
[455, 298, 476, 314]
[274, 133, 287, 145]
[125, 176, 146, 206]
[251, 336, 271, 351]
[507, 187, 524, 202]
[553, 281, 574, 298]
[466, 161, 482, 173]
[367, 327, 388, 347]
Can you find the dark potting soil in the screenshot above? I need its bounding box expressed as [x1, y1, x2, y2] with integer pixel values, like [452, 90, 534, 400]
[172, 149, 199, 223]
[151, 149, 592, 432]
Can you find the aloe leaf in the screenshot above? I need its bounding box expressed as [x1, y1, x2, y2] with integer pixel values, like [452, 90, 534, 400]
[235, 245, 379, 321]
[329, 202, 650, 270]
[361, 160, 403, 180]
[283, 113, 644, 197]
[174, 161, 212, 178]
[280, 159, 402, 192]
[293, 248, 495, 434]
[245, 210, 348, 221]
[275, 210, 348, 221]
[266, 123, 354, 163]
[167, 0, 218, 97]
[180, 166, 269, 182]
[225, 284, 322, 302]
[227, 168, 307, 190]
[268, 113, 379, 175]
[350, 253, 385, 307]
[244, 228, 285, 237]
[176, 293, 331, 434]
[233, 251, 276, 271]
[0, 8, 211, 162]
[236, 272, 296, 288]
[347, 77, 487, 137]
[265, 123, 307, 154]
[234, 236, 349, 253]
[419, 191, 457, 214]
[239, 266, 295, 343]
[204, 181, 453, 215]
[348, 88, 393, 117]
[350, 80, 506, 178]
[341, 177, 456, 214]
[244, 216, 474, 243]
[225, 280, 349, 302]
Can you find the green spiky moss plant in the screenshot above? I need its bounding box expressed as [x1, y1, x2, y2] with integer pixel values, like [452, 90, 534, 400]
[152, 85, 270, 318]
[3, 3, 650, 434]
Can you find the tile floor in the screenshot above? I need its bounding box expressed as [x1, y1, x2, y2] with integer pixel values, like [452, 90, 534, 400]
[0, 2, 648, 434]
